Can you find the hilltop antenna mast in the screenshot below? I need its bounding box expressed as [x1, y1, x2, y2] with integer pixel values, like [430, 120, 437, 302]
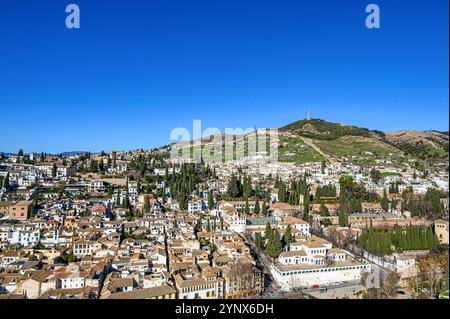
[307, 109, 311, 120]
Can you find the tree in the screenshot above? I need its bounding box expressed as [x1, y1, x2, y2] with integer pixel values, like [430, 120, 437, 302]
[425, 188, 444, 216]
[67, 254, 78, 263]
[2, 173, 10, 190]
[144, 196, 151, 213]
[303, 190, 310, 221]
[255, 233, 264, 250]
[206, 218, 211, 232]
[254, 197, 260, 215]
[350, 199, 362, 213]
[244, 198, 250, 215]
[390, 199, 398, 211]
[322, 218, 333, 228]
[52, 163, 57, 178]
[116, 190, 121, 206]
[227, 174, 242, 198]
[99, 159, 105, 172]
[278, 182, 287, 203]
[381, 189, 389, 212]
[164, 167, 169, 182]
[266, 229, 282, 259]
[162, 189, 166, 204]
[338, 199, 349, 227]
[18, 149, 24, 157]
[264, 223, 273, 242]
[107, 185, 113, 198]
[207, 190, 214, 210]
[389, 182, 399, 194]
[262, 200, 268, 216]
[338, 210, 348, 227]
[90, 159, 99, 173]
[136, 179, 141, 195]
[283, 224, 294, 248]
[319, 202, 329, 216]
[122, 193, 129, 209]
[370, 168, 382, 184]
[243, 175, 253, 197]
[339, 176, 356, 200]
[146, 180, 151, 193]
[321, 160, 326, 174]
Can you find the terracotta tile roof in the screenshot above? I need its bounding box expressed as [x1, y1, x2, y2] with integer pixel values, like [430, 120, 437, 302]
[106, 284, 176, 299]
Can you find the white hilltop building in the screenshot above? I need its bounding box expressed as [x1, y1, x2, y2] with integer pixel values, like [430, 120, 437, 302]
[269, 235, 371, 290]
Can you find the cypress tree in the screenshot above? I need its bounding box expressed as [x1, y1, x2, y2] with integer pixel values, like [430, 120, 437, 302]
[264, 223, 273, 241]
[278, 182, 287, 203]
[303, 190, 310, 220]
[99, 159, 105, 172]
[262, 200, 268, 216]
[144, 196, 151, 213]
[107, 185, 113, 198]
[381, 188, 389, 212]
[136, 179, 141, 195]
[272, 229, 282, 258]
[3, 173, 10, 189]
[52, 164, 58, 178]
[116, 190, 121, 206]
[122, 194, 129, 209]
[244, 198, 250, 215]
[207, 190, 214, 210]
[319, 202, 329, 216]
[254, 197, 260, 215]
[284, 224, 293, 248]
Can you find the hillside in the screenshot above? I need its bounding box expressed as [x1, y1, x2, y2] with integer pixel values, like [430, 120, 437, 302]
[280, 118, 385, 140]
[278, 134, 325, 163]
[278, 119, 403, 165]
[166, 118, 449, 165]
[277, 119, 450, 164]
[384, 130, 449, 160]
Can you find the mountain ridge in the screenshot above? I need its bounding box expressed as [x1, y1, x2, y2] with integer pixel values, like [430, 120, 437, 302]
[278, 118, 448, 163]
[2, 119, 448, 163]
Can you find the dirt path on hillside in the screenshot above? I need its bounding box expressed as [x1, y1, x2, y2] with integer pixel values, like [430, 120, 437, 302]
[300, 137, 337, 164]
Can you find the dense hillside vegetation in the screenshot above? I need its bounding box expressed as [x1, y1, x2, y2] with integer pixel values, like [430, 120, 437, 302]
[280, 118, 383, 140]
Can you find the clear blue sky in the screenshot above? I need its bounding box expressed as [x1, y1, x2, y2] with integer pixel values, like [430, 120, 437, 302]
[0, 0, 448, 154]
